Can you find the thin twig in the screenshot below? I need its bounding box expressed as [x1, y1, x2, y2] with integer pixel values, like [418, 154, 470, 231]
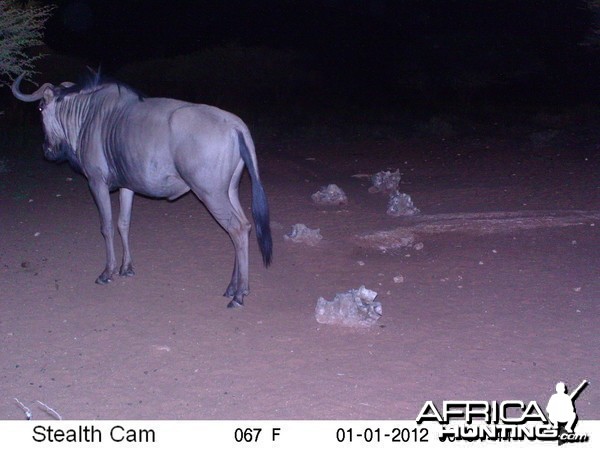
[36, 401, 62, 420]
[14, 398, 32, 420]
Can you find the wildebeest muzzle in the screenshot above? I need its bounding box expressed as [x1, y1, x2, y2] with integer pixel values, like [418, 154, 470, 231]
[43, 139, 70, 162]
[42, 139, 57, 160]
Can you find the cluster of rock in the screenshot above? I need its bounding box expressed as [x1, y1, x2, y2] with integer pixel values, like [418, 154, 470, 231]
[287, 169, 422, 328]
[315, 285, 382, 328]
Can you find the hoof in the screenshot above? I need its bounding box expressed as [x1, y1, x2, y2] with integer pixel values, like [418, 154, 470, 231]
[95, 268, 115, 284]
[95, 276, 112, 285]
[223, 284, 236, 298]
[119, 266, 135, 277]
[227, 298, 244, 308]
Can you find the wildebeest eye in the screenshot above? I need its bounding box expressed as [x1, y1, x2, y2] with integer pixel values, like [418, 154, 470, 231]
[38, 100, 46, 112]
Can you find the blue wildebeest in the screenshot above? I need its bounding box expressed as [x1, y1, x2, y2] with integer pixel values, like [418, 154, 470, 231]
[12, 73, 272, 308]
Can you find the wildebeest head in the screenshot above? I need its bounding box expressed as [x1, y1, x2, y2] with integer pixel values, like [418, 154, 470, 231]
[12, 74, 77, 163]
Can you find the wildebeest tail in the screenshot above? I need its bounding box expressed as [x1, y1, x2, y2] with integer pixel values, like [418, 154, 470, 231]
[237, 130, 272, 266]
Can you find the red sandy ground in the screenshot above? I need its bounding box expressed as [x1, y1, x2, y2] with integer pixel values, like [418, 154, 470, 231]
[0, 129, 598, 420]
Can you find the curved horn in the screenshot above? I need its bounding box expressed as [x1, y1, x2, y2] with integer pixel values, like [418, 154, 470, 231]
[11, 74, 54, 102]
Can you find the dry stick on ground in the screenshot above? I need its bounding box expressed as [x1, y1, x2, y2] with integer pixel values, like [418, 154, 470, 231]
[36, 401, 63, 420]
[14, 398, 32, 420]
[13, 398, 63, 420]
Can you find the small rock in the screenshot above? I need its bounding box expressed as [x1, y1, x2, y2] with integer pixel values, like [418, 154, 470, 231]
[284, 224, 322, 246]
[311, 184, 348, 205]
[369, 169, 401, 194]
[387, 191, 420, 216]
[315, 286, 382, 328]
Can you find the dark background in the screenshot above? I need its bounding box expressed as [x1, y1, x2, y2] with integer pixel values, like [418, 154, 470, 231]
[6, 0, 600, 127]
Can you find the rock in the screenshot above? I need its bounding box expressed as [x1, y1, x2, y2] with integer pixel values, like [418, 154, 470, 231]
[284, 224, 323, 246]
[369, 169, 401, 194]
[311, 184, 348, 205]
[387, 191, 420, 217]
[315, 285, 382, 328]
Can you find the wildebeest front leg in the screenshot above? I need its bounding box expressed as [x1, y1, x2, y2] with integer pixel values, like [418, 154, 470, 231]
[89, 181, 117, 284]
[118, 188, 135, 277]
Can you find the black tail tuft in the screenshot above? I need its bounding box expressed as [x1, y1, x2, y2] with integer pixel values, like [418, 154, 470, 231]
[237, 131, 272, 266]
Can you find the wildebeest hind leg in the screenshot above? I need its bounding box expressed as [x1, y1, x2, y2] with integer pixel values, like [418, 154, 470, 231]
[225, 222, 250, 308]
[197, 190, 250, 308]
[224, 259, 239, 298]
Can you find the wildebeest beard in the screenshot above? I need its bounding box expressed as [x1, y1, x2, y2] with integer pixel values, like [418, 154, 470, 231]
[44, 139, 82, 173]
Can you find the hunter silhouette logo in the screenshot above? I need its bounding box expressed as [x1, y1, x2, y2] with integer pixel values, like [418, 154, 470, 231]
[546, 379, 589, 444]
[416, 379, 590, 443]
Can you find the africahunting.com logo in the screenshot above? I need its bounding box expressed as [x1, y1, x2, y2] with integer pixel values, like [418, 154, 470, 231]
[416, 380, 590, 444]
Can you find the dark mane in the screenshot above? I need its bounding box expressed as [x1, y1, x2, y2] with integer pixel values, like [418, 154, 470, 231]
[57, 71, 146, 102]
